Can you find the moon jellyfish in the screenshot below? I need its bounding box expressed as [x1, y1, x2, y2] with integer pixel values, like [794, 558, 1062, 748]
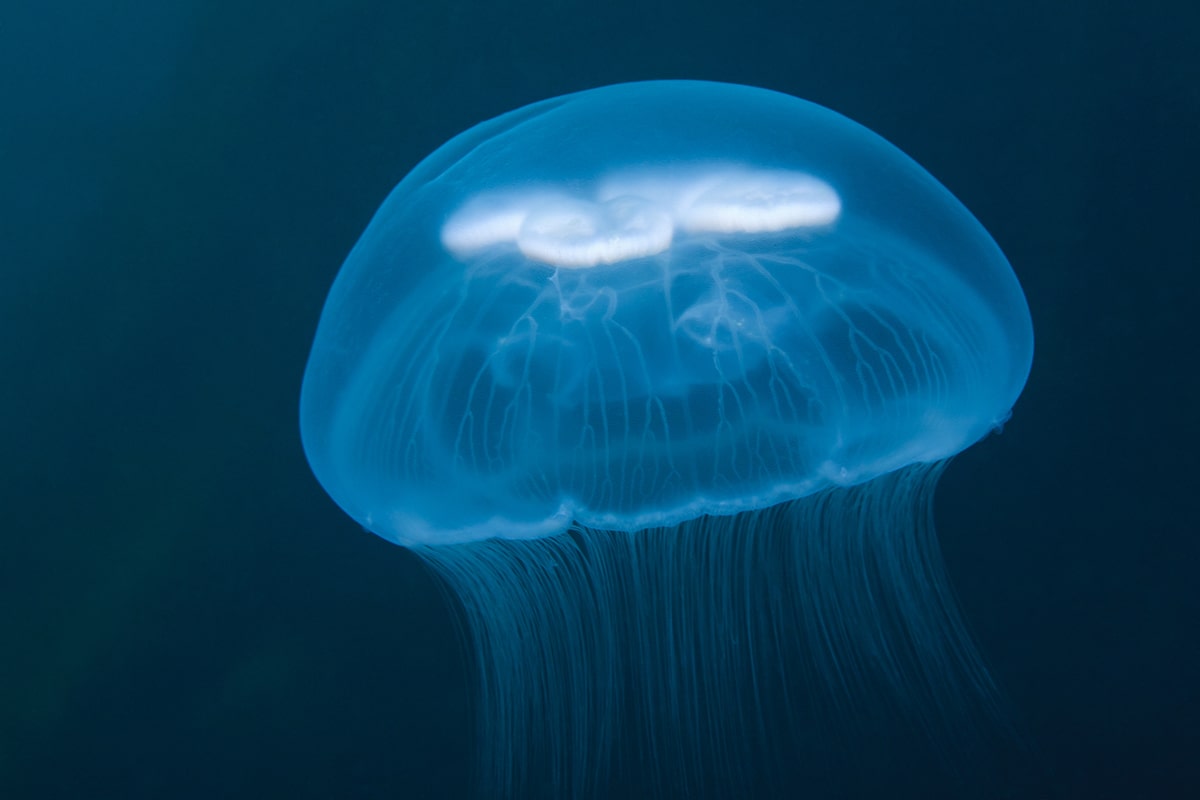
[300, 81, 1033, 797]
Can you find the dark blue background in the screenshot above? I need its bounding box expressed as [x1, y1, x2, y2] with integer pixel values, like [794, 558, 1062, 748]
[2, 1, 1196, 797]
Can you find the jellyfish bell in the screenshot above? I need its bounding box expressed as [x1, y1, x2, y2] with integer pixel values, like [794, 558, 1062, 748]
[300, 80, 1033, 796]
[302, 80, 1030, 547]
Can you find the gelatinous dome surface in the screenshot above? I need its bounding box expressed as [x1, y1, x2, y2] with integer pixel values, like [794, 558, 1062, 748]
[300, 81, 1033, 546]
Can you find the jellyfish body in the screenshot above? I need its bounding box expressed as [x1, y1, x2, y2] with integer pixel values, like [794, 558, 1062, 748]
[301, 81, 1032, 797]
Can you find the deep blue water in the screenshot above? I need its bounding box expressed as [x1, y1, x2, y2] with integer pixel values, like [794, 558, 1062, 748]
[2, 1, 1197, 798]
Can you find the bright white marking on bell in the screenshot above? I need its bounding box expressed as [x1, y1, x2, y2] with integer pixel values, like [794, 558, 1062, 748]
[439, 165, 840, 267]
[440, 189, 571, 258]
[517, 196, 674, 268]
